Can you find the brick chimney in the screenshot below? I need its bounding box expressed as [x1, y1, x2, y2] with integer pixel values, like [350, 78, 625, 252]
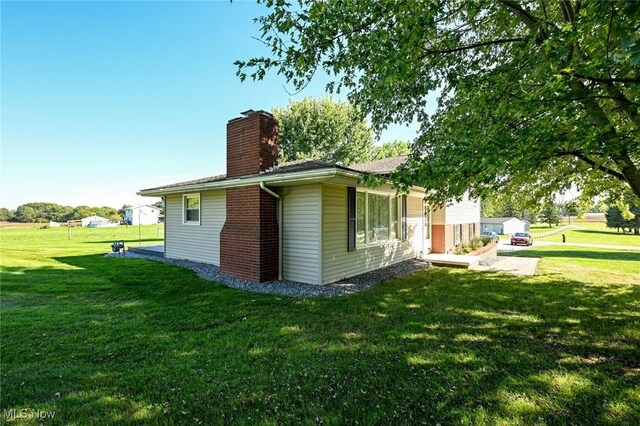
[226, 110, 278, 178]
[220, 110, 280, 282]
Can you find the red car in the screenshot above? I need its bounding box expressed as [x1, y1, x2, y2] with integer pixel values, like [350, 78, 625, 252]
[511, 232, 533, 246]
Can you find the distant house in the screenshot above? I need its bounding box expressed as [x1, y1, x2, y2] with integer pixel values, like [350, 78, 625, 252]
[481, 217, 530, 235]
[124, 205, 161, 225]
[81, 215, 109, 227]
[138, 110, 481, 285]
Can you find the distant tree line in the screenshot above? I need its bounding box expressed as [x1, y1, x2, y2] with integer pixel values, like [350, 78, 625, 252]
[0, 203, 120, 223]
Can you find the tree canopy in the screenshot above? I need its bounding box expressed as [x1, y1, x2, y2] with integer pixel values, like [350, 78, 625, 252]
[238, 0, 640, 205]
[373, 140, 412, 160]
[272, 97, 374, 165]
[606, 205, 640, 234]
[539, 201, 562, 227]
[481, 194, 540, 223]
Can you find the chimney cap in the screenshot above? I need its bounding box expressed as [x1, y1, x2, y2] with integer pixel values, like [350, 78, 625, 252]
[240, 109, 274, 118]
[229, 109, 275, 123]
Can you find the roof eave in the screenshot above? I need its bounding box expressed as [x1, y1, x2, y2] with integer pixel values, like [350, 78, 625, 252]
[137, 167, 363, 196]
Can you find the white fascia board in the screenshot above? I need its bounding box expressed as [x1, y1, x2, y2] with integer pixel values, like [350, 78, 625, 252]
[137, 168, 363, 197]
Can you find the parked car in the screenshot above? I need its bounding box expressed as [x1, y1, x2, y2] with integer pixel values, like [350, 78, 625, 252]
[511, 232, 533, 246]
[480, 231, 500, 243]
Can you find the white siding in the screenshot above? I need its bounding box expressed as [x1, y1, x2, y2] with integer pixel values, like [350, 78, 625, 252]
[282, 184, 322, 285]
[445, 192, 481, 225]
[503, 219, 527, 234]
[321, 184, 421, 285]
[165, 191, 225, 265]
[432, 207, 446, 225]
[407, 196, 425, 255]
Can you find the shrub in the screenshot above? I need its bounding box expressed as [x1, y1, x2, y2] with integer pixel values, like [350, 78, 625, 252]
[469, 236, 485, 250]
[479, 235, 492, 245]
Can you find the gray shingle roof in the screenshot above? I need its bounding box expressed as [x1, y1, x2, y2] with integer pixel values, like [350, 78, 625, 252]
[141, 159, 340, 192]
[481, 217, 519, 224]
[349, 155, 407, 174]
[141, 156, 407, 192]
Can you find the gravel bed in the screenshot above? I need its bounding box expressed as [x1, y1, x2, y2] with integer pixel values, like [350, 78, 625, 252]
[105, 251, 431, 298]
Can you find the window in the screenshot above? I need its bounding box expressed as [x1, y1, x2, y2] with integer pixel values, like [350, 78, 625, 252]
[454, 224, 463, 245]
[390, 196, 398, 240]
[368, 194, 389, 242]
[356, 192, 366, 245]
[183, 193, 200, 224]
[424, 203, 431, 239]
[355, 191, 402, 247]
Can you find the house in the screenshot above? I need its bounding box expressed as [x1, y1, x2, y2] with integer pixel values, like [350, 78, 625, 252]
[81, 215, 109, 227]
[138, 110, 480, 285]
[481, 217, 530, 234]
[124, 205, 161, 225]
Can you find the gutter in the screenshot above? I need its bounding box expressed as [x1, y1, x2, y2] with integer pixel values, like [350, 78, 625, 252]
[259, 182, 283, 281]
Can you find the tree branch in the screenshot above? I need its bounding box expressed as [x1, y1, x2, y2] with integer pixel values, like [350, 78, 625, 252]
[559, 150, 625, 181]
[419, 37, 524, 56]
[559, 71, 640, 84]
[499, 0, 547, 41]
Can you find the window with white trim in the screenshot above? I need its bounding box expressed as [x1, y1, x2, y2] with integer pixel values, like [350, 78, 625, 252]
[454, 224, 463, 245]
[355, 191, 401, 247]
[183, 193, 200, 224]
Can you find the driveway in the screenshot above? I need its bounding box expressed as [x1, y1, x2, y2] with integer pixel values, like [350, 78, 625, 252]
[497, 240, 535, 253]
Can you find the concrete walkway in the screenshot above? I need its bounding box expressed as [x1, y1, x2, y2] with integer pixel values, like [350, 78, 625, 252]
[421, 253, 479, 268]
[470, 256, 540, 276]
[128, 245, 164, 258]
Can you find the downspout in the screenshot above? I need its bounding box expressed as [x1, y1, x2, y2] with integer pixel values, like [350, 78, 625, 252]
[259, 182, 283, 280]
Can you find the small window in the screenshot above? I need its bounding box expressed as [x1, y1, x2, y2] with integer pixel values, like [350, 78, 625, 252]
[356, 192, 366, 245]
[390, 196, 398, 240]
[424, 203, 431, 239]
[454, 224, 464, 245]
[183, 194, 200, 224]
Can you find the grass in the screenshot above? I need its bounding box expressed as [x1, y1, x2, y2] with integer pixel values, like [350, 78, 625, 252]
[1, 226, 639, 424]
[533, 222, 640, 247]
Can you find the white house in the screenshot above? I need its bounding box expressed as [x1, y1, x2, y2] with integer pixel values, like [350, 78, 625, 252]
[124, 205, 161, 225]
[481, 217, 530, 234]
[138, 110, 481, 285]
[81, 215, 109, 227]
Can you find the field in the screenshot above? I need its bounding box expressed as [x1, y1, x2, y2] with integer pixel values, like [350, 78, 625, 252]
[532, 221, 640, 247]
[1, 226, 639, 424]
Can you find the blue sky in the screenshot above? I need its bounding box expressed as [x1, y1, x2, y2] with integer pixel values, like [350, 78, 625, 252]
[1, 1, 424, 209]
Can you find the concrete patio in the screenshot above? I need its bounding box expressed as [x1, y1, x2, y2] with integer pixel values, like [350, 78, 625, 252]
[128, 244, 164, 258]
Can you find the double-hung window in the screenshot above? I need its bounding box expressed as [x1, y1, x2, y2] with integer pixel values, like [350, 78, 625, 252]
[183, 193, 201, 224]
[354, 191, 402, 247]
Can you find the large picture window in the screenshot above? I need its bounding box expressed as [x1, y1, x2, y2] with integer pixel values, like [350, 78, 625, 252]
[355, 191, 401, 246]
[183, 193, 200, 224]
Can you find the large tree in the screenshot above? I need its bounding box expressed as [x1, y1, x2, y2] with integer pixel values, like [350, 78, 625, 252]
[373, 140, 412, 160]
[238, 1, 640, 204]
[539, 201, 562, 227]
[272, 97, 374, 165]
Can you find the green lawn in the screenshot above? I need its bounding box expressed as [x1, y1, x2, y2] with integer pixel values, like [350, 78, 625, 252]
[1, 227, 639, 424]
[534, 222, 640, 247]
